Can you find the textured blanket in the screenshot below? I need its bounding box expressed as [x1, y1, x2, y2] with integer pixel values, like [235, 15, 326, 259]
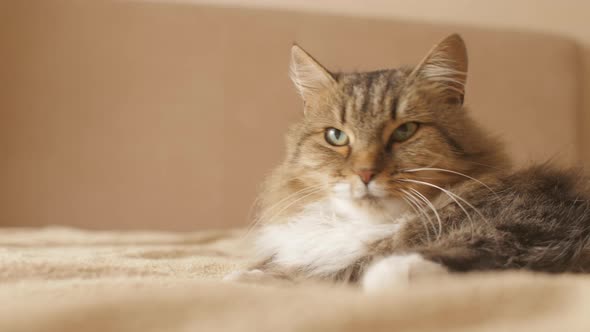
[1, 227, 590, 331]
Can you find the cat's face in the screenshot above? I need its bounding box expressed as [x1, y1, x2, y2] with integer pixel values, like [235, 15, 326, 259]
[282, 34, 505, 215]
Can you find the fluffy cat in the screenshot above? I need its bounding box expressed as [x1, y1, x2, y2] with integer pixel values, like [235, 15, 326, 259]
[225, 34, 590, 291]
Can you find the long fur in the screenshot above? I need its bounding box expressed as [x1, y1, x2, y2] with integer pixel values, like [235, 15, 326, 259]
[256, 200, 408, 278]
[237, 34, 590, 288]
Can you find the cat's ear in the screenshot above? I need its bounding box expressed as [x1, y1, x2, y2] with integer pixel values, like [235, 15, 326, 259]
[409, 34, 468, 104]
[290, 44, 336, 103]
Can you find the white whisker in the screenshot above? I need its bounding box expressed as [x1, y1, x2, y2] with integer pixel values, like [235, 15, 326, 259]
[400, 189, 434, 242]
[259, 186, 326, 226]
[401, 189, 434, 232]
[256, 184, 325, 223]
[403, 179, 475, 238]
[400, 179, 491, 231]
[407, 187, 443, 239]
[244, 184, 326, 239]
[402, 167, 498, 197]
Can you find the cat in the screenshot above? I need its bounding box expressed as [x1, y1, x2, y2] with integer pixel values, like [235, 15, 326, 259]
[225, 34, 590, 291]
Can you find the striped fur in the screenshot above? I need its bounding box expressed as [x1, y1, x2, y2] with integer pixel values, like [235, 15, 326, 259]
[237, 34, 590, 288]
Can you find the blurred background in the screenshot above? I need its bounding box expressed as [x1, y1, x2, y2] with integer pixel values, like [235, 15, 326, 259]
[1, 0, 588, 231]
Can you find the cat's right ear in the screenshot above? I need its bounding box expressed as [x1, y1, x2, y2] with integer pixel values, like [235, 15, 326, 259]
[290, 44, 336, 104]
[408, 34, 468, 105]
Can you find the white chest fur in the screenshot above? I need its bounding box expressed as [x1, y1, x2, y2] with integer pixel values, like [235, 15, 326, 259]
[255, 198, 412, 278]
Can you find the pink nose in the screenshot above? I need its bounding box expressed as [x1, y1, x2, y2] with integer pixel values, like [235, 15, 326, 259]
[357, 169, 375, 185]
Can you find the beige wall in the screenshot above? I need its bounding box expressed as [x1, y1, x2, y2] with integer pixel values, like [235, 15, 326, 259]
[182, 0, 590, 167]
[177, 0, 590, 41]
[0, 1, 585, 230]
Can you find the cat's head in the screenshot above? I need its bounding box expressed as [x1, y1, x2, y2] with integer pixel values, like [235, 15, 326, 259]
[280, 34, 508, 216]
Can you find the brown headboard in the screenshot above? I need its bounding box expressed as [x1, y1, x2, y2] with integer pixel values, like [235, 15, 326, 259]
[0, 1, 582, 230]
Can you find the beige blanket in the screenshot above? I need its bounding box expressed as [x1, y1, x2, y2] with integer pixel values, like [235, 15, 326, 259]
[1, 227, 590, 332]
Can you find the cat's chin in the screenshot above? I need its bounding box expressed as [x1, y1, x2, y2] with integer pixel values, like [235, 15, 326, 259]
[355, 193, 385, 205]
[329, 195, 410, 225]
[354, 195, 404, 212]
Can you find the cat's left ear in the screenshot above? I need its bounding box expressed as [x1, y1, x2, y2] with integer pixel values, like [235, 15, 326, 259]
[409, 34, 468, 105]
[290, 44, 336, 104]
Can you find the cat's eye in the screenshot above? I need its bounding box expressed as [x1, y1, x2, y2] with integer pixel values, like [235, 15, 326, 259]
[324, 128, 349, 146]
[391, 122, 419, 143]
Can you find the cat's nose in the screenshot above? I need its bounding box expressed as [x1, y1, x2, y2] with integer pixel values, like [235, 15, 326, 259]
[356, 169, 375, 185]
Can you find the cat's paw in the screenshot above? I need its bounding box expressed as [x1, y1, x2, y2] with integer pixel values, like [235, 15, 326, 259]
[361, 253, 447, 293]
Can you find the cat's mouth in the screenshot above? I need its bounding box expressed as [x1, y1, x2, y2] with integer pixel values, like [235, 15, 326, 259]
[362, 182, 389, 199]
[333, 180, 389, 202]
[330, 180, 411, 222]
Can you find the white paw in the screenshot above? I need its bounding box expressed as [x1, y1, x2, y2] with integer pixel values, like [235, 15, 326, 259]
[223, 269, 265, 282]
[361, 254, 447, 293]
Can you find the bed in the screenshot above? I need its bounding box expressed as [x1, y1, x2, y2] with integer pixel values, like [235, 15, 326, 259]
[1, 227, 589, 332]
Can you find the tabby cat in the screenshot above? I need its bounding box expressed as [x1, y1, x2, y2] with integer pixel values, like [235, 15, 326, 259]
[225, 34, 590, 291]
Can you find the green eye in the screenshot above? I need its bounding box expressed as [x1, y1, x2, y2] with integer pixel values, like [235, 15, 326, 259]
[391, 122, 419, 142]
[325, 128, 349, 146]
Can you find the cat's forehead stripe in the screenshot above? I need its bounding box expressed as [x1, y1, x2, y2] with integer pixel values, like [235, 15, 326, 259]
[352, 85, 366, 117]
[372, 74, 389, 117]
[340, 101, 347, 124]
[362, 72, 379, 115]
[391, 97, 398, 120]
[339, 70, 400, 125]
